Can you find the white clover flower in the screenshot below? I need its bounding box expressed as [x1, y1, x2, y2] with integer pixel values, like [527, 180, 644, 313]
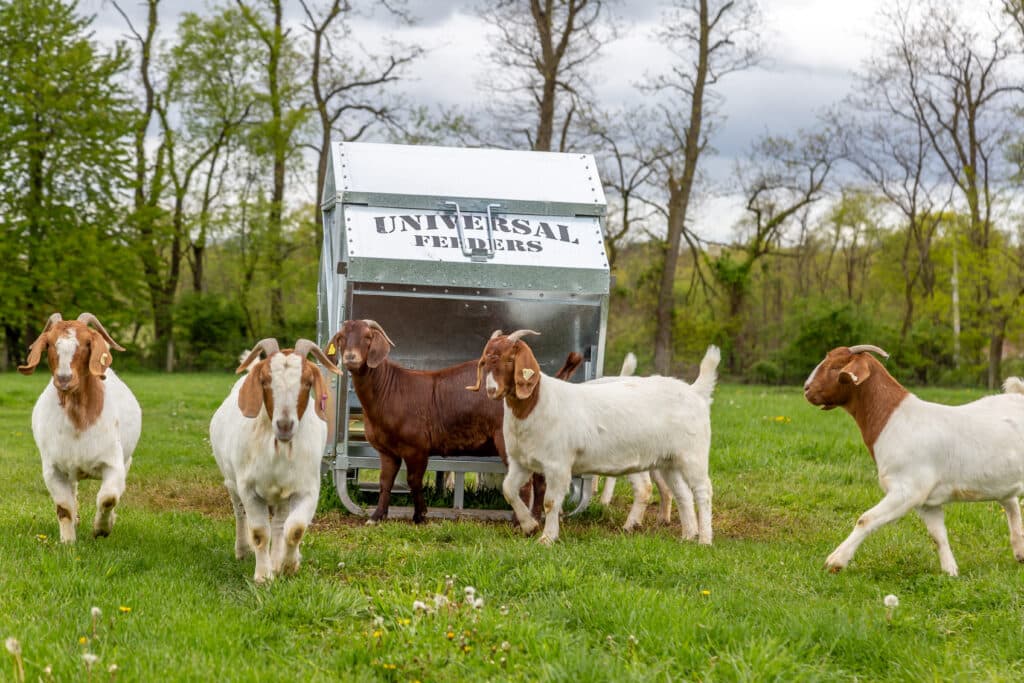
[473, 597, 485, 609]
[372, 615, 384, 627]
[499, 605, 509, 616]
[337, 561, 345, 569]
[883, 594, 899, 608]
[5, 637, 21, 656]
[500, 641, 511, 652]
[108, 663, 119, 674]
[82, 652, 99, 667]
[413, 600, 428, 611]
[464, 585, 476, 597]
[433, 594, 449, 608]
[91, 606, 101, 620]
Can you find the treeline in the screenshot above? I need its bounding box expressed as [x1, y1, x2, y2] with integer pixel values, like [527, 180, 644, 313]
[2, 0, 1024, 388]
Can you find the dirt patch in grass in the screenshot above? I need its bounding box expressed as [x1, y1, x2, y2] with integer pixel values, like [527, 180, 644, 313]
[712, 504, 796, 541]
[130, 479, 232, 519]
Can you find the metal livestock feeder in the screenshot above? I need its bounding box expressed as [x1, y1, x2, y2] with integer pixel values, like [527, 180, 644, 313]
[317, 141, 611, 520]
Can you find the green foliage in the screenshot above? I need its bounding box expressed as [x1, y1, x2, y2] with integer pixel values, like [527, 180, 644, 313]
[778, 301, 888, 383]
[750, 359, 781, 384]
[174, 293, 249, 371]
[0, 0, 138, 364]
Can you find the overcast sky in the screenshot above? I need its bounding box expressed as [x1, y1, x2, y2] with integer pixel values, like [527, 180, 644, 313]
[84, 0, 891, 240]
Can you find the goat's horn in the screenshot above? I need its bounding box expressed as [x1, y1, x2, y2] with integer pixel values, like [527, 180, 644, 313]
[76, 312, 126, 351]
[236, 338, 279, 374]
[506, 329, 541, 343]
[848, 344, 889, 359]
[490, 329, 503, 340]
[363, 319, 395, 347]
[42, 312, 63, 332]
[294, 338, 342, 375]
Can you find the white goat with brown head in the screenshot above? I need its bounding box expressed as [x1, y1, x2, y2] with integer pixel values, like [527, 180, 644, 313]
[210, 338, 341, 583]
[804, 344, 1024, 576]
[18, 312, 141, 543]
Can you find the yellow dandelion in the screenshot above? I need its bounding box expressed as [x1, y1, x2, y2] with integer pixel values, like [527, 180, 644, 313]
[701, 590, 711, 596]
[398, 618, 411, 626]
[78, 636, 88, 645]
[463, 630, 471, 638]
[36, 534, 47, 541]
[446, 631, 455, 640]
[118, 606, 132, 613]
[462, 645, 472, 653]
[372, 630, 383, 638]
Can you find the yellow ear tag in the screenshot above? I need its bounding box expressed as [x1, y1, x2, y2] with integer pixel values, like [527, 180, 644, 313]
[521, 368, 535, 380]
[101, 352, 110, 366]
[327, 343, 336, 356]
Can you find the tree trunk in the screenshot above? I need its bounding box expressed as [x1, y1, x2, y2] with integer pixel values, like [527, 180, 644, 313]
[988, 320, 1005, 390]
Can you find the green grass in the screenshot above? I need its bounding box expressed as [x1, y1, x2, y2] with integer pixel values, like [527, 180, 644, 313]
[1, 374, 1022, 681]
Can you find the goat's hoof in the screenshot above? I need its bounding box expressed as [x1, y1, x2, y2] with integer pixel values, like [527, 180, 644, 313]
[92, 528, 110, 539]
[537, 535, 555, 546]
[825, 562, 844, 574]
[280, 560, 300, 576]
[412, 516, 427, 525]
[365, 518, 379, 527]
[253, 574, 272, 585]
[1015, 552, 1024, 563]
[519, 519, 539, 536]
[235, 546, 253, 560]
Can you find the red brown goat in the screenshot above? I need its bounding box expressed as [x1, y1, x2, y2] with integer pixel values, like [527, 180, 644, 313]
[328, 320, 581, 524]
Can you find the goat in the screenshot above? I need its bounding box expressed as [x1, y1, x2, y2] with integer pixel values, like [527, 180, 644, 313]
[593, 353, 675, 527]
[327, 320, 581, 525]
[18, 312, 141, 543]
[804, 344, 1024, 576]
[210, 338, 341, 583]
[469, 330, 719, 545]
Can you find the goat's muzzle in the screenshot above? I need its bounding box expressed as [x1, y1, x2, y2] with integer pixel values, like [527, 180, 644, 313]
[274, 418, 296, 442]
[54, 373, 74, 392]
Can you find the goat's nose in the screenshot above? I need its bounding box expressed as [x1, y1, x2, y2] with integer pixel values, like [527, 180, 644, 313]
[55, 373, 72, 388]
[276, 418, 295, 434]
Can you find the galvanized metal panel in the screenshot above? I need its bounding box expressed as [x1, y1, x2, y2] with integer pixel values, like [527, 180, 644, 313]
[325, 142, 606, 216]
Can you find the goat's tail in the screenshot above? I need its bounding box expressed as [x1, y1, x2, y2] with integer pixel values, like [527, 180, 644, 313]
[1004, 377, 1024, 395]
[691, 345, 721, 403]
[619, 352, 637, 377]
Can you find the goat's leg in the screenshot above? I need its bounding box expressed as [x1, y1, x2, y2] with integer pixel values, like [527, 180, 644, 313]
[1000, 496, 1024, 563]
[405, 455, 429, 524]
[240, 490, 273, 584]
[538, 468, 572, 546]
[278, 493, 317, 576]
[529, 474, 547, 521]
[368, 451, 401, 525]
[502, 459, 538, 536]
[270, 500, 290, 575]
[43, 465, 78, 543]
[917, 505, 958, 576]
[93, 461, 127, 538]
[660, 468, 698, 540]
[622, 472, 652, 531]
[651, 469, 673, 523]
[225, 483, 252, 559]
[600, 476, 617, 505]
[826, 491, 922, 573]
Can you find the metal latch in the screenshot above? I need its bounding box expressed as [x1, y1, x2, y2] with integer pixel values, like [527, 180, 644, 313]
[445, 200, 497, 262]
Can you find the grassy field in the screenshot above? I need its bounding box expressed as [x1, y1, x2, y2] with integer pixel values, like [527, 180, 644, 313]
[1, 372, 1022, 682]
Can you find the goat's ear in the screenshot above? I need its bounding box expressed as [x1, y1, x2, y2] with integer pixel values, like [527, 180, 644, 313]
[237, 365, 265, 418]
[326, 330, 344, 364]
[17, 334, 48, 375]
[88, 332, 112, 378]
[839, 354, 871, 386]
[312, 368, 330, 422]
[366, 329, 392, 368]
[513, 342, 541, 399]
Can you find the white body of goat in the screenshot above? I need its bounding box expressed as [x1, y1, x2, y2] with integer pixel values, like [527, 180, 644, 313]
[474, 334, 719, 545]
[210, 340, 336, 583]
[32, 369, 141, 542]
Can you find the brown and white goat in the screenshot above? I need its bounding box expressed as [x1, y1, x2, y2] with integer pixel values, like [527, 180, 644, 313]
[210, 338, 341, 583]
[804, 344, 1024, 575]
[19, 312, 141, 543]
[327, 320, 581, 525]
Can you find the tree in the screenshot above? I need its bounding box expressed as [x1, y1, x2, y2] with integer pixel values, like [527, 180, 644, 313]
[480, 0, 617, 151]
[300, 0, 423, 237]
[873, 0, 1024, 387]
[712, 130, 836, 371]
[646, 0, 760, 374]
[236, 0, 312, 331]
[0, 0, 135, 368]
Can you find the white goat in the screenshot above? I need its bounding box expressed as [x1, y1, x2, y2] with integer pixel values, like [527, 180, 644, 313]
[18, 312, 141, 543]
[593, 353, 675, 527]
[469, 330, 719, 545]
[210, 338, 341, 583]
[804, 344, 1024, 576]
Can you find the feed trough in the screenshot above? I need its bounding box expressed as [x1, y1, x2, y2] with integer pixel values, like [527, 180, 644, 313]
[317, 141, 610, 519]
